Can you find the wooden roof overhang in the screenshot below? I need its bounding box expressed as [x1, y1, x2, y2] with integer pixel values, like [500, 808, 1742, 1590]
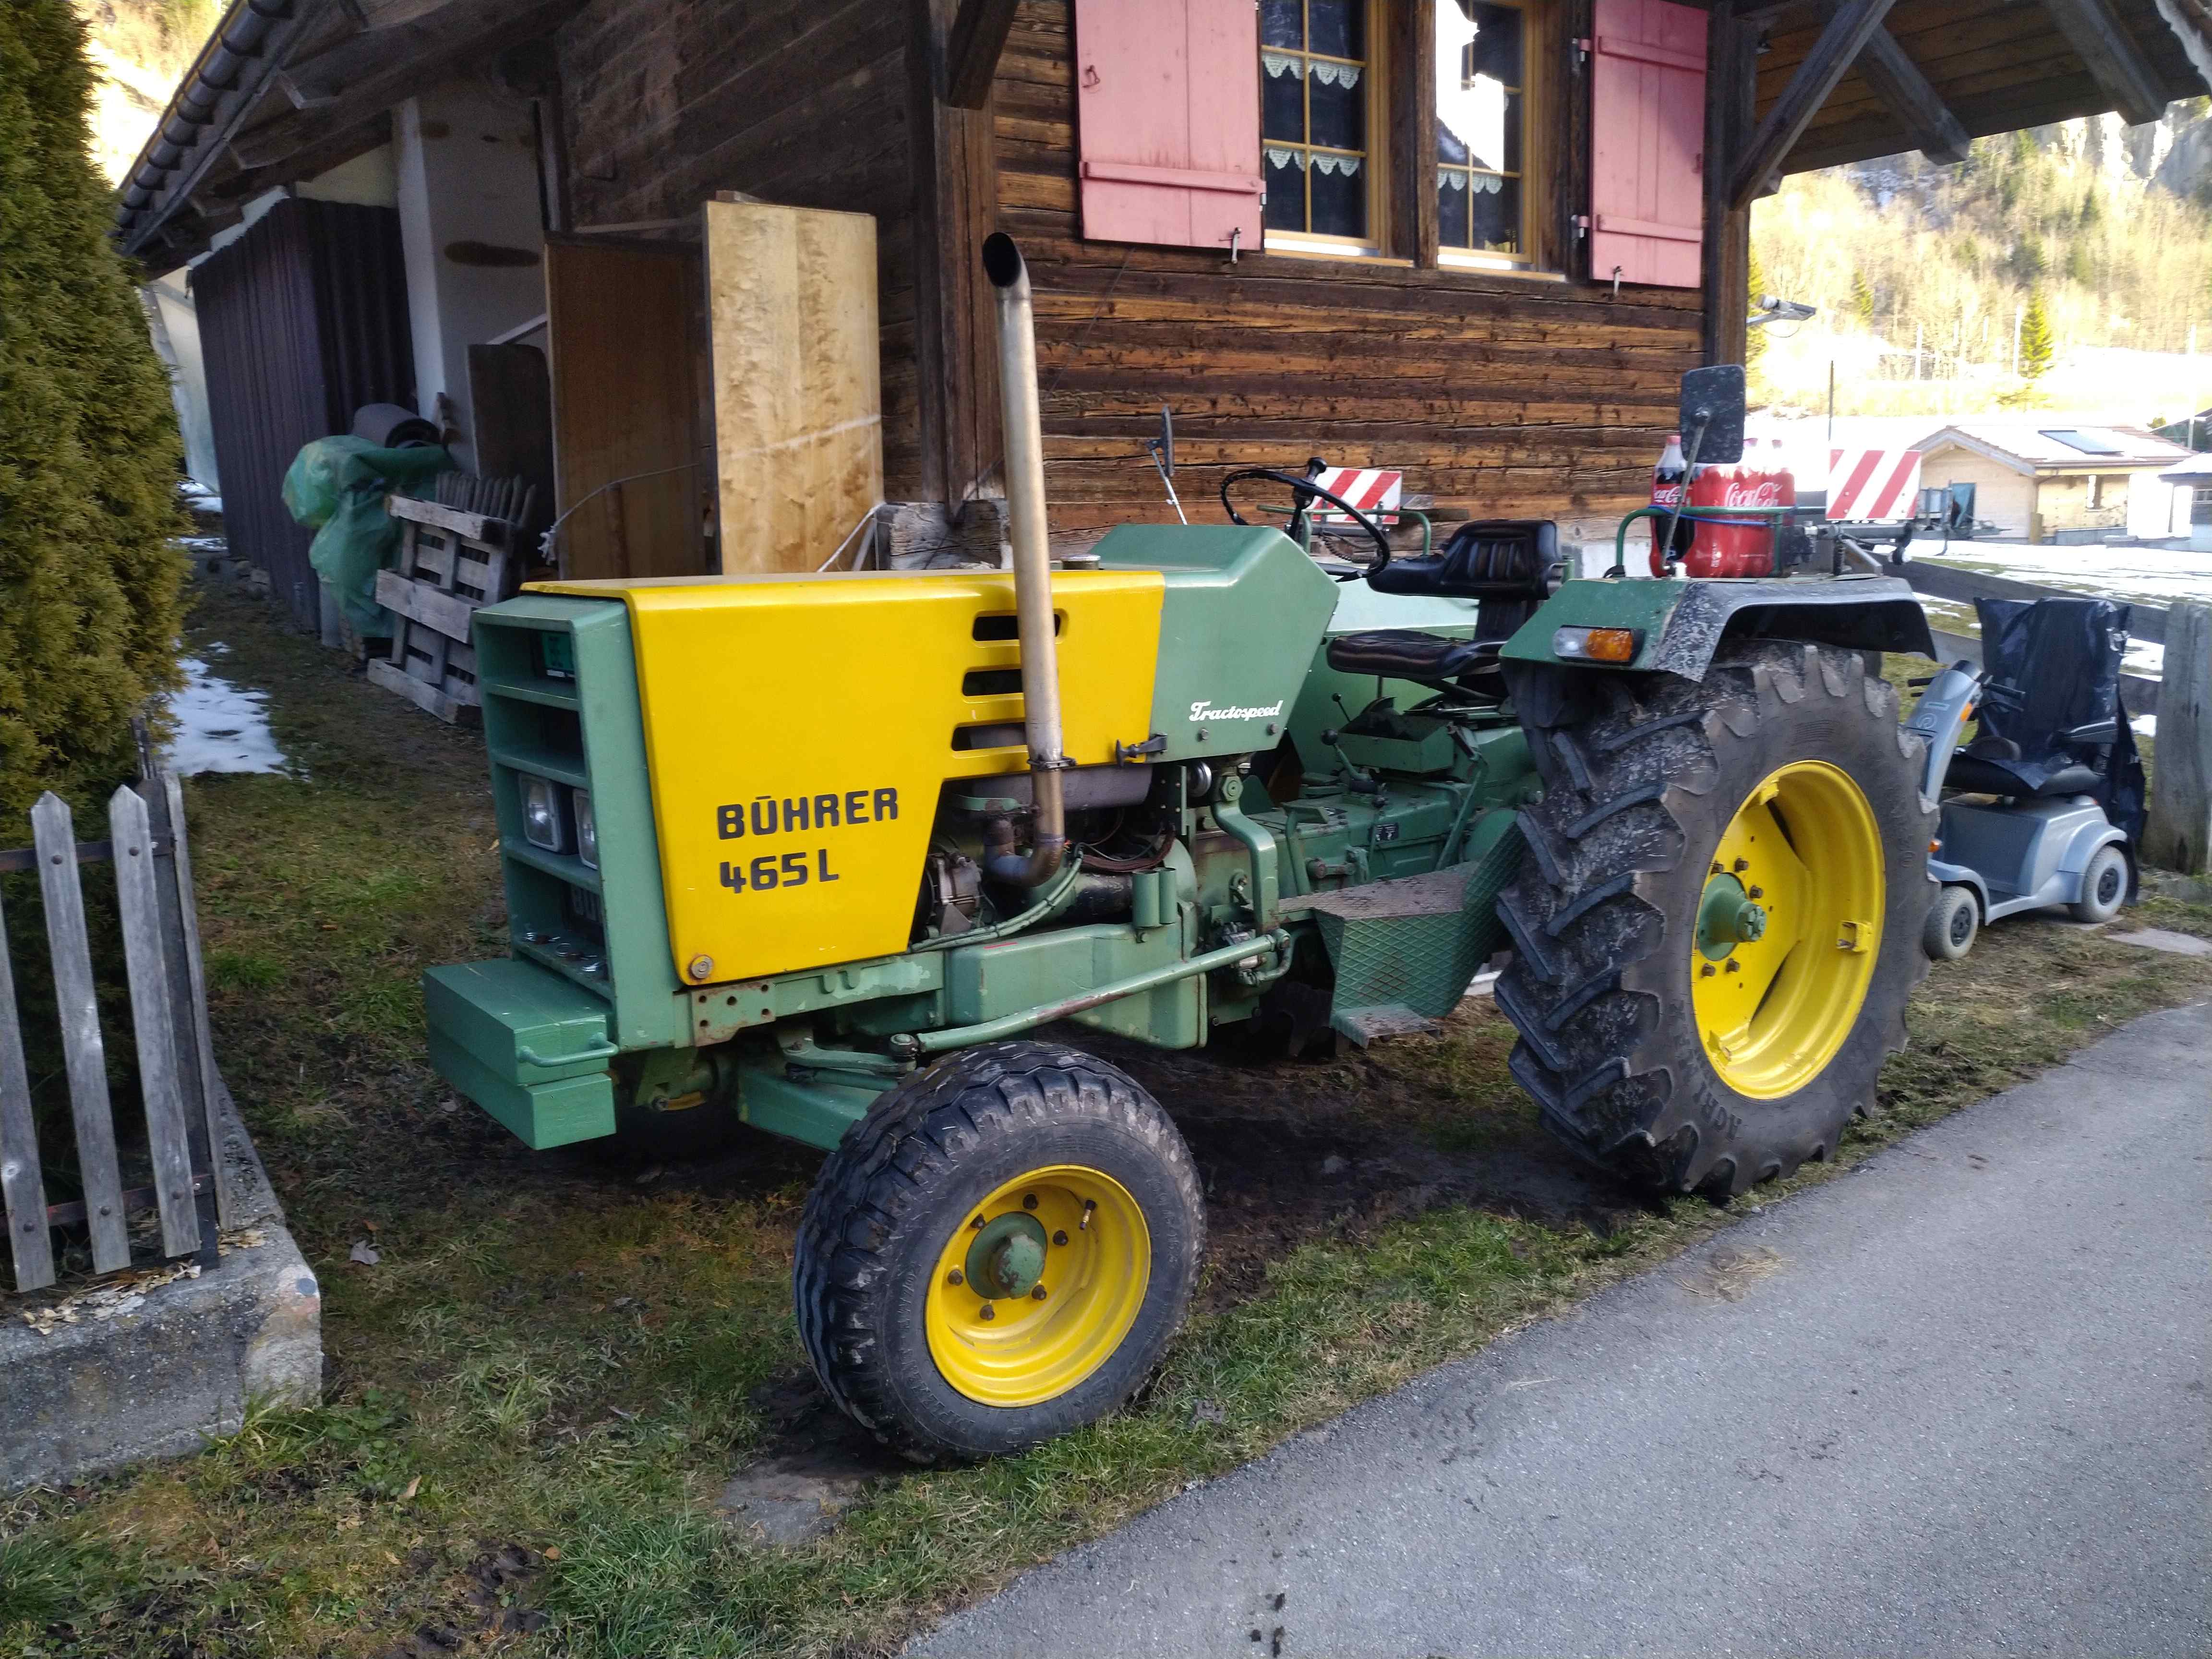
[113, 0, 586, 272]
[1735, 0, 2212, 202]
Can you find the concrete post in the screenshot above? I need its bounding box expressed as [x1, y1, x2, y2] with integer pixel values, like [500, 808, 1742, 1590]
[2143, 601, 2212, 875]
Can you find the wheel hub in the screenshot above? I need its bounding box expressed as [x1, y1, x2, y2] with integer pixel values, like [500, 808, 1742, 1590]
[1695, 873, 1769, 959]
[924, 1165, 1153, 1407]
[1690, 761, 1885, 1099]
[965, 1213, 1048, 1299]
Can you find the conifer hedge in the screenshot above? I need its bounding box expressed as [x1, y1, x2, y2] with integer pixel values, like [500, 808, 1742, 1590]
[0, 0, 187, 824]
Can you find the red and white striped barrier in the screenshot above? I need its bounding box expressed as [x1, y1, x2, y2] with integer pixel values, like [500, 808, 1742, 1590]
[1311, 467, 1401, 524]
[1826, 448, 1923, 522]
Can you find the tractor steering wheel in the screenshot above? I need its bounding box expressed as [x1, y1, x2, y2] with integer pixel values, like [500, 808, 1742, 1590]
[1218, 467, 1393, 582]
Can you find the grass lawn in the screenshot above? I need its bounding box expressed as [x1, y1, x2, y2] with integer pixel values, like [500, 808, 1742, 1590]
[4, 585, 2209, 1659]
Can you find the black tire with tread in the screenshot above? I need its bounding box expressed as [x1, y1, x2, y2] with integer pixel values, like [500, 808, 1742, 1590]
[1494, 641, 1936, 1198]
[793, 1040, 1204, 1463]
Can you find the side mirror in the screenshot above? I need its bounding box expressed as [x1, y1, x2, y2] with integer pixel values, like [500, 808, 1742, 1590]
[1680, 364, 1746, 465]
[1146, 405, 1174, 477]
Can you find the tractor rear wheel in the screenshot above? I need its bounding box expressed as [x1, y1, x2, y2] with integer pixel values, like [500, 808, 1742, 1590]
[1495, 641, 1935, 1198]
[793, 1040, 1204, 1462]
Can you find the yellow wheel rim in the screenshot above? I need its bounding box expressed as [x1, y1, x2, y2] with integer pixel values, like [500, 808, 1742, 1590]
[924, 1165, 1151, 1407]
[1691, 760, 1884, 1100]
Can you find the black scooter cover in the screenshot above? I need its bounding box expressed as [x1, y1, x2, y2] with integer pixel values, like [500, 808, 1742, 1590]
[1974, 595, 2147, 846]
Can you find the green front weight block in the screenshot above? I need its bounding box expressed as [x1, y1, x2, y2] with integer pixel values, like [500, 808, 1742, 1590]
[1695, 873, 1768, 960]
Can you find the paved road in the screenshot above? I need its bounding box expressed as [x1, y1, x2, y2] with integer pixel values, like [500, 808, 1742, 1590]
[915, 1003, 2212, 1658]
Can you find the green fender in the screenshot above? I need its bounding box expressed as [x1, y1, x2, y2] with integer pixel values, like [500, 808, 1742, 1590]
[1500, 575, 1935, 680]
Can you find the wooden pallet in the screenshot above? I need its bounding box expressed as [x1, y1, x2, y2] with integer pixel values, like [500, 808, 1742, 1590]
[368, 496, 519, 726]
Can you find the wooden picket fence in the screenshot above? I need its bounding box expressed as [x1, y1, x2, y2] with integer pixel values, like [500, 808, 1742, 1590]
[0, 772, 227, 1294]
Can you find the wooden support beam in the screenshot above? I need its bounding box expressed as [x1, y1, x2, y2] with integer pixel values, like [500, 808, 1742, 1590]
[1703, 6, 1756, 364]
[1815, 0, 1972, 165]
[909, 0, 1002, 505]
[1389, 0, 1439, 268]
[2144, 601, 2212, 875]
[1729, 0, 1898, 209]
[943, 0, 1019, 108]
[2039, 0, 2168, 124]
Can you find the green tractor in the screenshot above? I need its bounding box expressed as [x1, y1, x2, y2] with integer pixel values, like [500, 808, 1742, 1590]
[425, 235, 1937, 1461]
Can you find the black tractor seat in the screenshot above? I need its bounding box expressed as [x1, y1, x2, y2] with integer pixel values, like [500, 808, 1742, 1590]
[1325, 629, 1499, 687]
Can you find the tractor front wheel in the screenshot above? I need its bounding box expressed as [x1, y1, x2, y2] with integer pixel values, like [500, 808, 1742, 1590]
[1496, 641, 1936, 1198]
[793, 1041, 1204, 1462]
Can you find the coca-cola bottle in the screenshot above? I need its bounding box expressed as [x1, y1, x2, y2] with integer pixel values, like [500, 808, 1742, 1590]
[1648, 433, 1693, 575]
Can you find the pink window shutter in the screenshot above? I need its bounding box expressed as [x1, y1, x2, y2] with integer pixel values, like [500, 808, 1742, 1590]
[1074, 0, 1263, 251]
[1589, 0, 1707, 289]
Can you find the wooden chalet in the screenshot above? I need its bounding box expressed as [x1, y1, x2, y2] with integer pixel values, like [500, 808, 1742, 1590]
[118, 0, 2212, 621]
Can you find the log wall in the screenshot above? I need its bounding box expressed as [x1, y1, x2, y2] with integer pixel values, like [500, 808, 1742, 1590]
[992, 1, 1706, 548]
[551, 0, 928, 499]
[545, 0, 1710, 544]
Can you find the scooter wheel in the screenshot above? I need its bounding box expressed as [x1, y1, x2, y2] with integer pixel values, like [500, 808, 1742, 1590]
[2068, 844, 2129, 923]
[1923, 884, 1980, 961]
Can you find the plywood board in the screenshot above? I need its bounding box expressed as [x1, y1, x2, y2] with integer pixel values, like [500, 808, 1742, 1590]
[702, 200, 882, 574]
[545, 237, 707, 581]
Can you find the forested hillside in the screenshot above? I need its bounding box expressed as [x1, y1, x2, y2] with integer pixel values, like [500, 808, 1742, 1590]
[70, 0, 214, 183]
[1751, 104, 2212, 416]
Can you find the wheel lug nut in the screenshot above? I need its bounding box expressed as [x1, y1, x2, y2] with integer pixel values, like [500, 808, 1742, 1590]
[1725, 959, 1741, 973]
[1022, 1193, 1038, 1210]
[979, 1304, 995, 1321]
[1052, 1230, 1069, 1247]
[1031, 1286, 1048, 1300]
[1732, 858, 1749, 873]
[1700, 963, 1717, 977]
[1748, 886, 1764, 899]
[946, 1269, 963, 1286]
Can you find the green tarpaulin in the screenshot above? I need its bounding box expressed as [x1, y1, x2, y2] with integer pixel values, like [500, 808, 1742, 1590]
[281, 437, 453, 637]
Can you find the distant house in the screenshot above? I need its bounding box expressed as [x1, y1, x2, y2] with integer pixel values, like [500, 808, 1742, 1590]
[2162, 453, 2212, 552]
[2152, 407, 2212, 453]
[1913, 425, 2194, 543]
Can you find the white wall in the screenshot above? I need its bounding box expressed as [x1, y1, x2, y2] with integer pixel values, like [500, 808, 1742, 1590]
[2125, 475, 2187, 541]
[142, 269, 218, 491]
[394, 81, 546, 471]
[297, 144, 398, 208]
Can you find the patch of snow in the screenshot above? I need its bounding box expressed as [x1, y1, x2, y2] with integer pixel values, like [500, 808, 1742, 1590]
[164, 657, 287, 777]
[2133, 714, 2157, 737]
[179, 480, 222, 515]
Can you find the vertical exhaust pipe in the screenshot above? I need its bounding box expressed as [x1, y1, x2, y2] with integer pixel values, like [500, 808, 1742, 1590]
[981, 233, 1068, 887]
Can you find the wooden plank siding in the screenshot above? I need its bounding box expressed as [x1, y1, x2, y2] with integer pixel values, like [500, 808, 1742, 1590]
[546, 0, 1708, 543]
[553, 0, 931, 499]
[992, 1, 1702, 548]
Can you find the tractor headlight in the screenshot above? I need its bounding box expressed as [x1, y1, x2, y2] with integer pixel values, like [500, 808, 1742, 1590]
[574, 789, 598, 869]
[520, 775, 564, 852]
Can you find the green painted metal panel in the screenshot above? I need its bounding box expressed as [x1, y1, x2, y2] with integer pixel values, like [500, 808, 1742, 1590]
[428, 1032, 615, 1149]
[944, 920, 1204, 1047]
[736, 1063, 883, 1151]
[691, 950, 945, 1043]
[471, 594, 689, 1049]
[1094, 525, 1339, 761]
[1309, 808, 1524, 1040]
[422, 958, 618, 1148]
[1500, 577, 1685, 672]
[423, 958, 614, 1070]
